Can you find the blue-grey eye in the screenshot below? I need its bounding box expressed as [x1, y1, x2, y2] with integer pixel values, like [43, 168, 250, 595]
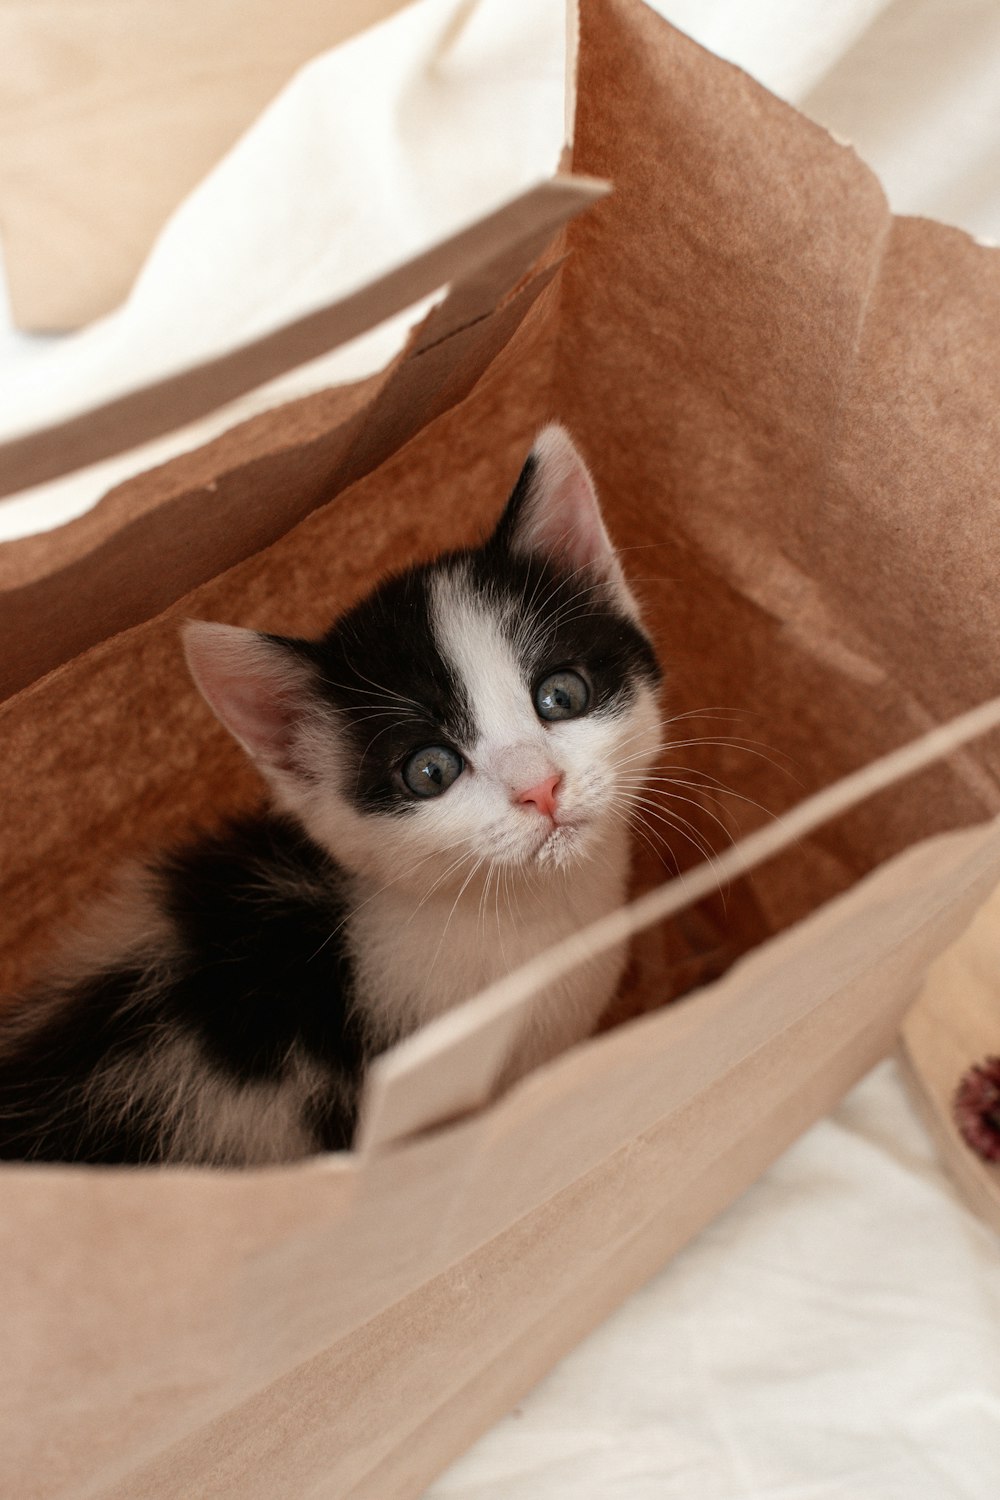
[401, 745, 464, 798]
[535, 669, 590, 722]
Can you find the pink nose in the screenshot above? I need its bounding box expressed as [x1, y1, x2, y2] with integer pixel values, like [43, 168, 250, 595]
[516, 774, 561, 820]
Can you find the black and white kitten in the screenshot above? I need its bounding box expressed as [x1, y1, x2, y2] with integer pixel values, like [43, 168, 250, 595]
[0, 426, 662, 1166]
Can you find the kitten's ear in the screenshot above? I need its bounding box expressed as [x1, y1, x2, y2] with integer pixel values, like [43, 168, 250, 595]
[493, 424, 635, 608]
[183, 621, 318, 777]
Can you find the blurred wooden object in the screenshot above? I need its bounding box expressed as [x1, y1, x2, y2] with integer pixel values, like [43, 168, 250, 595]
[899, 882, 1000, 1234]
[0, 0, 407, 330]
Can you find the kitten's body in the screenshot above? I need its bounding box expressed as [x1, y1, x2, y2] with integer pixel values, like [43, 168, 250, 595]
[0, 428, 661, 1166]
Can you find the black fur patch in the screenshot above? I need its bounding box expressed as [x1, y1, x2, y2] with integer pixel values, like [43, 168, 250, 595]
[0, 815, 366, 1163]
[159, 814, 366, 1093]
[0, 966, 167, 1164]
[489, 450, 538, 553]
[300, 569, 475, 814]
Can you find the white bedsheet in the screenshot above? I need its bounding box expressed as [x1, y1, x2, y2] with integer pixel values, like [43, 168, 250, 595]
[429, 1061, 1000, 1498]
[2, 3, 997, 1494]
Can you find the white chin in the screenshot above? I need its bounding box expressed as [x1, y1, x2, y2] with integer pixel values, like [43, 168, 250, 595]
[534, 823, 584, 870]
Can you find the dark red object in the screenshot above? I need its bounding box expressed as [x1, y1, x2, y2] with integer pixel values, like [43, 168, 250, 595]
[953, 1057, 1000, 1163]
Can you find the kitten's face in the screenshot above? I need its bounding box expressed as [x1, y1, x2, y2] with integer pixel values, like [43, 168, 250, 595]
[185, 426, 662, 890]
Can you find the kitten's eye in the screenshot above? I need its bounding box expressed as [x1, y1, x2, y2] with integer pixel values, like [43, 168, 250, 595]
[401, 745, 464, 798]
[534, 669, 590, 722]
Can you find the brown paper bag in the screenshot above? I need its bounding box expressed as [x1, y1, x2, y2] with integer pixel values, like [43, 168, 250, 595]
[4, 2, 1000, 1495]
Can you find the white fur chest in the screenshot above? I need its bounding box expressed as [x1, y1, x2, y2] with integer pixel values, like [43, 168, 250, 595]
[347, 825, 632, 1081]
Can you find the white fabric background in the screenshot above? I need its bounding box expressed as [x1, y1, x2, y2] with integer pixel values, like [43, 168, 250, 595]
[2, 2, 998, 1494]
[430, 1063, 1000, 1500]
[0, 0, 568, 540]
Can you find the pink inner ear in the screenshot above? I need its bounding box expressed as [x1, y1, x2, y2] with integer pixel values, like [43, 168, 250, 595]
[213, 673, 299, 765]
[518, 425, 617, 577]
[536, 470, 610, 574]
[183, 623, 308, 773]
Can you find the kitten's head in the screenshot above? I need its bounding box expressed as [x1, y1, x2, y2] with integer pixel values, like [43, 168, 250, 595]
[184, 425, 662, 888]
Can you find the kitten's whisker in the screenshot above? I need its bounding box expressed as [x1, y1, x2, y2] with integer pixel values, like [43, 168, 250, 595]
[616, 808, 682, 879]
[624, 771, 778, 823]
[624, 801, 718, 868]
[427, 855, 487, 980]
[511, 573, 607, 663]
[499, 865, 514, 974]
[336, 707, 422, 730]
[482, 860, 509, 975]
[650, 734, 801, 784]
[618, 775, 745, 829]
[627, 783, 740, 849]
[616, 759, 749, 786]
[616, 788, 729, 874]
[477, 861, 495, 945]
[328, 650, 428, 718]
[658, 728, 791, 756]
[316, 672, 424, 716]
[609, 540, 675, 556]
[355, 717, 422, 763]
[660, 706, 754, 726]
[538, 587, 612, 632]
[614, 795, 730, 909]
[407, 847, 480, 920]
[607, 746, 675, 773]
[519, 564, 606, 649]
[308, 840, 473, 961]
